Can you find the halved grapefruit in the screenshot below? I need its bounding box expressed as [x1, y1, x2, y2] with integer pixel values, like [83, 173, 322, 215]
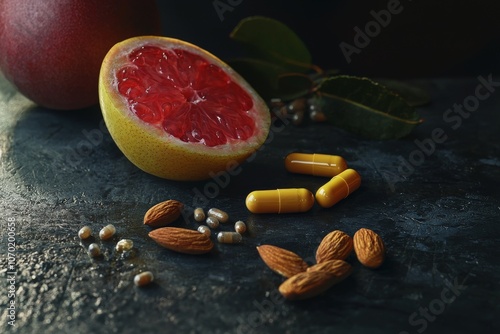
[99, 36, 270, 181]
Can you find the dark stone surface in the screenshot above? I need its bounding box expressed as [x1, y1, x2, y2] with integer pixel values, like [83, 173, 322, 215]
[1, 74, 499, 334]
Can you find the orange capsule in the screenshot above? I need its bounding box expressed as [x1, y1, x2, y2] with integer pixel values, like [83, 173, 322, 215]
[315, 169, 361, 208]
[246, 188, 315, 214]
[285, 153, 347, 177]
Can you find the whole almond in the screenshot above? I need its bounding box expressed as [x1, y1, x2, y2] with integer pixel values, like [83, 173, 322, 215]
[256, 245, 308, 278]
[307, 259, 353, 282]
[316, 230, 353, 263]
[353, 228, 385, 269]
[149, 227, 213, 254]
[279, 270, 339, 300]
[144, 200, 184, 228]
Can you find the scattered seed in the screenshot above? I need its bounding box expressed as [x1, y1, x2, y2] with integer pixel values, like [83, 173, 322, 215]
[88, 243, 101, 257]
[206, 216, 220, 229]
[234, 221, 247, 234]
[194, 207, 206, 222]
[197, 225, 211, 236]
[99, 224, 116, 240]
[217, 232, 242, 244]
[134, 271, 154, 287]
[207, 208, 229, 223]
[115, 239, 134, 252]
[78, 226, 92, 240]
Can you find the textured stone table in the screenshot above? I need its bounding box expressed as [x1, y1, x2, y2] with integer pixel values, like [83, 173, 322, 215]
[1, 74, 499, 334]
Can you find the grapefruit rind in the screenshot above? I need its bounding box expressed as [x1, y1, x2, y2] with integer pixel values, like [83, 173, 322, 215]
[99, 36, 270, 181]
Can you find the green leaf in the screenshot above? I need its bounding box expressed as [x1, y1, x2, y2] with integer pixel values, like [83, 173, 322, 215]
[317, 76, 423, 140]
[374, 78, 431, 107]
[230, 16, 313, 73]
[229, 58, 313, 101]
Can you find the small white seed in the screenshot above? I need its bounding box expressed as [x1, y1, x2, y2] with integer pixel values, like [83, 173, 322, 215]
[207, 208, 229, 223]
[134, 271, 154, 287]
[217, 232, 242, 244]
[88, 243, 101, 257]
[99, 224, 116, 240]
[234, 221, 247, 234]
[197, 225, 211, 236]
[78, 226, 92, 240]
[206, 216, 220, 229]
[194, 207, 206, 222]
[115, 239, 134, 252]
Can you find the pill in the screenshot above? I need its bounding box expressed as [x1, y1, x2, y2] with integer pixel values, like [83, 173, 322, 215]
[206, 216, 220, 229]
[217, 232, 242, 244]
[315, 169, 361, 208]
[234, 221, 247, 234]
[115, 239, 134, 252]
[134, 271, 154, 287]
[194, 207, 206, 222]
[78, 226, 92, 239]
[285, 153, 347, 177]
[197, 225, 211, 236]
[207, 208, 229, 223]
[99, 224, 116, 240]
[246, 188, 315, 214]
[88, 243, 101, 257]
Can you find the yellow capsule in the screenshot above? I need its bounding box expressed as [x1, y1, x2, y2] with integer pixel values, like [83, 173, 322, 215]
[207, 208, 229, 223]
[217, 232, 242, 244]
[285, 153, 347, 177]
[246, 188, 315, 214]
[315, 169, 361, 208]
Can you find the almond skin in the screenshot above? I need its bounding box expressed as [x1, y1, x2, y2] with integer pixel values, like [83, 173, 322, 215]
[316, 230, 353, 263]
[307, 259, 353, 282]
[144, 200, 184, 228]
[256, 245, 308, 278]
[148, 227, 213, 254]
[353, 228, 385, 269]
[279, 270, 339, 300]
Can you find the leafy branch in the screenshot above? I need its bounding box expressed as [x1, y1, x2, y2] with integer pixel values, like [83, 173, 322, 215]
[228, 16, 428, 140]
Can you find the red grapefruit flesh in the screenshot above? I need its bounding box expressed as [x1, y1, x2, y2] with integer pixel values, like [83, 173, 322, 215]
[99, 36, 270, 181]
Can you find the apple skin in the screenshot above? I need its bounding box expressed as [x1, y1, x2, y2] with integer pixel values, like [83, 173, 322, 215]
[0, 0, 161, 110]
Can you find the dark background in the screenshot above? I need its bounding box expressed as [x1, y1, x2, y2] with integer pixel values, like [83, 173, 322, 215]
[156, 0, 500, 78]
[1, 2, 500, 333]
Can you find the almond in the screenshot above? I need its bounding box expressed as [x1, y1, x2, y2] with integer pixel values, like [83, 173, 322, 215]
[278, 270, 339, 300]
[307, 259, 353, 282]
[256, 245, 308, 278]
[148, 227, 213, 254]
[315, 230, 353, 263]
[144, 200, 184, 228]
[353, 228, 385, 269]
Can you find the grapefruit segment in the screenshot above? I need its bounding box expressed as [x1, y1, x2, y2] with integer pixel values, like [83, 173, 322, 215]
[99, 36, 270, 180]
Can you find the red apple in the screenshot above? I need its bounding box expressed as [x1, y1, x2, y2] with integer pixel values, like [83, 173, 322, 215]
[0, 0, 161, 109]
